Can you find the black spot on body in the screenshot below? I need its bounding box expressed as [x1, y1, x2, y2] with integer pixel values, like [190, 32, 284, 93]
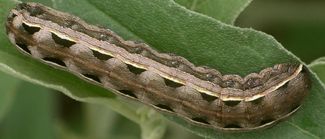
[82, 74, 101, 83]
[191, 117, 210, 125]
[118, 90, 137, 98]
[42, 57, 66, 67]
[250, 97, 264, 105]
[155, 104, 174, 112]
[224, 101, 241, 107]
[92, 50, 113, 61]
[260, 118, 275, 126]
[224, 124, 242, 128]
[51, 33, 76, 47]
[163, 78, 183, 88]
[15, 38, 31, 54]
[289, 105, 300, 113]
[126, 64, 146, 75]
[22, 23, 41, 34]
[200, 93, 218, 102]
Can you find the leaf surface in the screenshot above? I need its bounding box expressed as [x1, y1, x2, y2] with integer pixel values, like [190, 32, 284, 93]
[0, 0, 324, 138]
[175, 0, 252, 24]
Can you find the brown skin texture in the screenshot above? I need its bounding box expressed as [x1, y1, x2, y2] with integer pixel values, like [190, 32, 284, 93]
[5, 2, 310, 132]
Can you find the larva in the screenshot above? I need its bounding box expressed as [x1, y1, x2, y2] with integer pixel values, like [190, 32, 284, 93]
[5, 2, 310, 132]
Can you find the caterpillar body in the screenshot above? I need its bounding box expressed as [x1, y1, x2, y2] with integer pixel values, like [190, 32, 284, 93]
[5, 2, 310, 132]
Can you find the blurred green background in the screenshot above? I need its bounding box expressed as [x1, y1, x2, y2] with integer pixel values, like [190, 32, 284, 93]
[237, 0, 325, 64]
[0, 0, 324, 139]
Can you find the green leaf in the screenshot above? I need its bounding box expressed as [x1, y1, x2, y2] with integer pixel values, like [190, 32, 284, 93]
[0, 0, 163, 138]
[0, 82, 56, 139]
[137, 108, 167, 139]
[0, 0, 141, 125]
[84, 103, 142, 139]
[0, 0, 324, 139]
[309, 57, 325, 84]
[0, 72, 21, 121]
[174, 0, 253, 24]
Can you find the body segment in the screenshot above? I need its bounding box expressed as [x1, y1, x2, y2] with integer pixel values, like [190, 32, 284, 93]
[5, 3, 310, 132]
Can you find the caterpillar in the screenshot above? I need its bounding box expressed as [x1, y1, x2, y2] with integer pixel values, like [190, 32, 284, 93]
[5, 2, 310, 132]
